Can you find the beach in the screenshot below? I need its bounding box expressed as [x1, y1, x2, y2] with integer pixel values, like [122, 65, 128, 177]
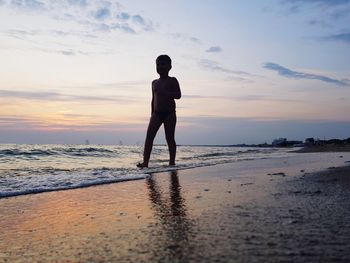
[1, 152, 350, 262]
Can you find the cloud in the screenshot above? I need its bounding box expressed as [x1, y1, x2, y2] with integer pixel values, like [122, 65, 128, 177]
[0, 115, 148, 145]
[0, 116, 43, 127]
[322, 32, 350, 44]
[199, 59, 256, 82]
[206, 46, 223, 53]
[190, 37, 200, 42]
[67, 0, 88, 7]
[200, 59, 251, 75]
[0, 89, 141, 103]
[279, 0, 350, 27]
[9, 0, 46, 11]
[4, 29, 114, 55]
[94, 7, 110, 20]
[0, 114, 145, 133]
[0, 0, 154, 35]
[111, 23, 136, 34]
[0, 115, 115, 132]
[132, 14, 144, 24]
[2, 115, 350, 144]
[171, 33, 200, 43]
[6, 29, 39, 40]
[184, 94, 298, 103]
[280, 0, 350, 19]
[117, 12, 130, 20]
[281, 0, 350, 9]
[6, 29, 95, 39]
[59, 50, 75, 56]
[131, 14, 153, 31]
[307, 19, 332, 28]
[263, 62, 349, 86]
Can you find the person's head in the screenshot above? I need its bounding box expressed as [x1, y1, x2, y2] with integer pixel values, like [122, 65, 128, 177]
[156, 55, 172, 76]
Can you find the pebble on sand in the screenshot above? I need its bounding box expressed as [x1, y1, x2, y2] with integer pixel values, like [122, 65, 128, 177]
[268, 172, 286, 176]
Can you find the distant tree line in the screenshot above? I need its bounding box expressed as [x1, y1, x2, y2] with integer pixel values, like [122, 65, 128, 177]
[305, 137, 350, 146]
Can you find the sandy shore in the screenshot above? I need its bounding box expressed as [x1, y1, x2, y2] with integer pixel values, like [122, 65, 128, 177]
[1, 152, 350, 262]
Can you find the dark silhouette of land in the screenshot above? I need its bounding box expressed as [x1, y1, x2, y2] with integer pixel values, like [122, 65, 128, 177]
[295, 137, 350, 152]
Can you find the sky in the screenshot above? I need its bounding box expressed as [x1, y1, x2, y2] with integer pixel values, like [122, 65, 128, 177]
[0, 0, 350, 145]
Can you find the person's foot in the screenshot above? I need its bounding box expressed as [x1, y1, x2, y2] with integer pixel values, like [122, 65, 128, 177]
[137, 162, 148, 169]
[169, 163, 176, 167]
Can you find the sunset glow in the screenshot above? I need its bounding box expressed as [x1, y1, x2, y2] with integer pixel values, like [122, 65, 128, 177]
[1, 0, 350, 144]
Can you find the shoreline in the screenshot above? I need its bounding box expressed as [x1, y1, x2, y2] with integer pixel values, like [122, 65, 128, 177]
[0, 145, 293, 200]
[1, 152, 350, 262]
[293, 144, 350, 153]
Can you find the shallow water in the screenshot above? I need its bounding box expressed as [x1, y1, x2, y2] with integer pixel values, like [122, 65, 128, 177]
[0, 144, 295, 198]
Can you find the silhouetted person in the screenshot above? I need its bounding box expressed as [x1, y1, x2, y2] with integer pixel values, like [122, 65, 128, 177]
[137, 55, 181, 168]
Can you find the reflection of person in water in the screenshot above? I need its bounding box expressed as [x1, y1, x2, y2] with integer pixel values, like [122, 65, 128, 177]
[146, 171, 191, 259]
[137, 55, 181, 168]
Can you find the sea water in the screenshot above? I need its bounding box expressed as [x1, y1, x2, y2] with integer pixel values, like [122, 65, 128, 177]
[0, 144, 295, 198]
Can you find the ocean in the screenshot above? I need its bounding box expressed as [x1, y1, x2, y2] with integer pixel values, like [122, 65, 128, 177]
[0, 144, 295, 198]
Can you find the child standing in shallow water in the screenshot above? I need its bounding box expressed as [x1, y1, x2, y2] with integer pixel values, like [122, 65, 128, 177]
[137, 55, 182, 168]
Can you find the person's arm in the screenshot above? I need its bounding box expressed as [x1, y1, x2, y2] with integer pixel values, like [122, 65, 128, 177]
[162, 77, 181, 99]
[151, 81, 155, 114]
[172, 77, 181, 99]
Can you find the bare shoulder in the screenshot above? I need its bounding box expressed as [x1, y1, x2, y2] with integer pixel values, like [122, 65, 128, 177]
[170, 77, 180, 85]
[152, 79, 158, 89]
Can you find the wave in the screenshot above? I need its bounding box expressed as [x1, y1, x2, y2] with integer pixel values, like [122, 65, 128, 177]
[0, 164, 200, 198]
[0, 172, 149, 198]
[194, 152, 240, 159]
[0, 149, 55, 156]
[0, 147, 116, 158]
[0, 144, 294, 199]
[189, 149, 272, 159]
[0, 159, 247, 198]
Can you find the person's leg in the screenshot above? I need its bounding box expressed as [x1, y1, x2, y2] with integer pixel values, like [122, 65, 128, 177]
[139, 114, 162, 167]
[164, 112, 177, 166]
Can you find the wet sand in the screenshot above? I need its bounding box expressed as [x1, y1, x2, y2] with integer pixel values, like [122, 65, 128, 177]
[1, 152, 350, 262]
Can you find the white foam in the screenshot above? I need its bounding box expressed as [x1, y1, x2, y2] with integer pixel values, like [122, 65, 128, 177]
[0, 171, 149, 198]
[0, 145, 297, 198]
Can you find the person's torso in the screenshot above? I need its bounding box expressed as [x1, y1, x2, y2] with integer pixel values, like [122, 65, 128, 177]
[152, 77, 176, 112]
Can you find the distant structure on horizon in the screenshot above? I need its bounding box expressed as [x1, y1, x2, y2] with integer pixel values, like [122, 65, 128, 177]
[232, 136, 349, 148]
[271, 137, 350, 148]
[304, 137, 350, 146]
[272, 138, 303, 147]
[272, 138, 287, 146]
[85, 139, 90, 145]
